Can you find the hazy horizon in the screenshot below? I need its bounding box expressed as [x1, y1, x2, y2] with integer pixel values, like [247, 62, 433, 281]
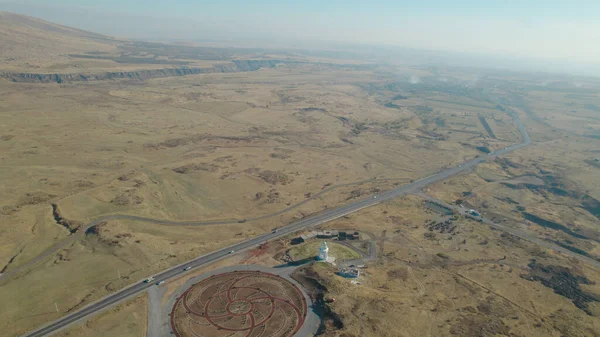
[2, 0, 600, 77]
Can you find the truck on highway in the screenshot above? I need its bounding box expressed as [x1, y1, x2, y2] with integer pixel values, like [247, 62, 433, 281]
[144, 277, 155, 283]
[183, 266, 191, 271]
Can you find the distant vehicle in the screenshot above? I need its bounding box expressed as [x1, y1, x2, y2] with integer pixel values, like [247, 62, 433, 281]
[156, 281, 165, 286]
[272, 228, 278, 233]
[468, 209, 481, 217]
[458, 164, 462, 167]
[144, 277, 155, 283]
[238, 219, 247, 223]
[183, 266, 191, 271]
[373, 195, 377, 199]
[504, 147, 508, 149]
[229, 250, 235, 254]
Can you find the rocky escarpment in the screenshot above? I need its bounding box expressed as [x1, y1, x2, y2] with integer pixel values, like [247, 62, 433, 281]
[0, 59, 292, 83]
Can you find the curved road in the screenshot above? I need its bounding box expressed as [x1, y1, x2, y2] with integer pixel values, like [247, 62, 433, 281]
[3, 177, 412, 280]
[21, 111, 535, 337]
[417, 193, 600, 269]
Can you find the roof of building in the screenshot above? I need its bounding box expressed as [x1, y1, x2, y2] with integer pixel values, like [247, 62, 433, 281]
[338, 268, 360, 278]
[300, 231, 317, 240]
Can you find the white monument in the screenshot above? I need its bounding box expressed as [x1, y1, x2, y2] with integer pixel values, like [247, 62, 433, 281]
[317, 241, 329, 261]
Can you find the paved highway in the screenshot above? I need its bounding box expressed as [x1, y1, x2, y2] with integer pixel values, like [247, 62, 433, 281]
[22, 112, 533, 337]
[2, 178, 406, 280]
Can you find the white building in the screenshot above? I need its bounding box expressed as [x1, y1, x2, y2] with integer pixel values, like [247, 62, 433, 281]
[318, 241, 329, 260]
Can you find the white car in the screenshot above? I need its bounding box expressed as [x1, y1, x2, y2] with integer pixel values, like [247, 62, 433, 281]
[144, 277, 155, 283]
[229, 250, 235, 254]
[373, 195, 377, 199]
[156, 281, 165, 286]
[183, 266, 191, 271]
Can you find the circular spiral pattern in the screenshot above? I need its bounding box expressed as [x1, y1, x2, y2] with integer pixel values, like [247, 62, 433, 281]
[170, 271, 307, 337]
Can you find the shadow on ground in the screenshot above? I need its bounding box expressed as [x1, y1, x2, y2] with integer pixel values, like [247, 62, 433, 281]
[274, 257, 316, 268]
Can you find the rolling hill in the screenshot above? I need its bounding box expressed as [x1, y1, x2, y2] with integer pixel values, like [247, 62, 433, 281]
[0, 11, 120, 71]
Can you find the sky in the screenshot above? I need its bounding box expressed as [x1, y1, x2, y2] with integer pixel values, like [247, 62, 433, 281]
[2, 0, 600, 72]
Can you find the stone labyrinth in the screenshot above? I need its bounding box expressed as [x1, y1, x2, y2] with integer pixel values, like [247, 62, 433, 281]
[170, 271, 307, 337]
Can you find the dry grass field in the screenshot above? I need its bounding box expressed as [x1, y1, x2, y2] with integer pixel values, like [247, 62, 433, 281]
[292, 196, 600, 337]
[2, 11, 600, 337]
[425, 84, 600, 266]
[287, 241, 360, 261]
[0, 15, 484, 335]
[54, 295, 147, 337]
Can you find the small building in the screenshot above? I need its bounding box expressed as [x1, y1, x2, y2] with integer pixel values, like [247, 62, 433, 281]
[338, 268, 360, 278]
[303, 231, 317, 241]
[292, 231, 317, 244]
[317, 231, 332, 238]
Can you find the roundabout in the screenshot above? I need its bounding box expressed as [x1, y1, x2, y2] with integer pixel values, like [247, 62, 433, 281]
[170, 270, 308, 337]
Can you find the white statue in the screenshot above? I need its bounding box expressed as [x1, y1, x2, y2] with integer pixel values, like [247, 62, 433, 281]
[318, 241, 329, 260]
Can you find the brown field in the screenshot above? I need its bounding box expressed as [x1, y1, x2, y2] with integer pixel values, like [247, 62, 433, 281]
[2, 11, 600, 337]
[54, 295, 147, 337]
[292, 196, 600, 337]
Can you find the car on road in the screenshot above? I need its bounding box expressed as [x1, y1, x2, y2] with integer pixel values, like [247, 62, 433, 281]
[156, 281, 165, 286]
[144, 277, 155, 283]
[373, 195, 377, 199]
[183, 266, 191, 271]
[229, 250, 235, 254]
[272, 228, 278, 233]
